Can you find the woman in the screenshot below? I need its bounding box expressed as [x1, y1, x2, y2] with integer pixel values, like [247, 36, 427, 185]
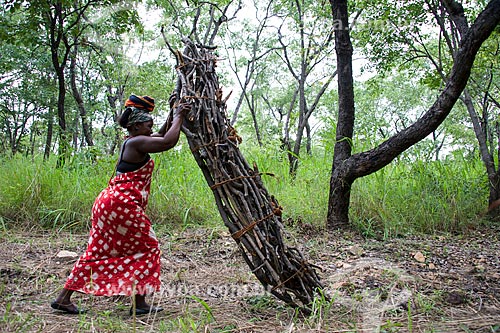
[51, 94, 188, 315]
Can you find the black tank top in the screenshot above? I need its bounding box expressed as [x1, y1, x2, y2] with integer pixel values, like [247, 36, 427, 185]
[116, 139, 150, 174]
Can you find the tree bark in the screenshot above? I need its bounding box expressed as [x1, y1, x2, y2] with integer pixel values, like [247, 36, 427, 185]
[44, 107, 54, 160]
[45, 2, 71, 167]
[248, 93, 263, 146]
[105, 87, 122, 155]
[327, 0, 356, 227]
[70, 45, 94, 147]
[42, 0, 91, 165]
[327, 0, 500, 228]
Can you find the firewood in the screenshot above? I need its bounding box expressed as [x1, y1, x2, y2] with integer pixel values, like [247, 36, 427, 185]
[165, 37, 324, 311]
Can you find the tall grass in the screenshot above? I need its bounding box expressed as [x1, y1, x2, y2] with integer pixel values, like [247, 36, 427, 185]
[0, 153, 113, 231]
[0, 141, 489, 237]
[350, 157, 488, 237]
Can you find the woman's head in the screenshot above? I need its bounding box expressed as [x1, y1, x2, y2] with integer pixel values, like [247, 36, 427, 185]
[118, 94, 155, 131]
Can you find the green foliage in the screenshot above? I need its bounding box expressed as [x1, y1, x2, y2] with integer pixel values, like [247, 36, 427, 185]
[352, 0, 436, 73]
[0, 0, 152, 159]
[0, 139, 491, 237]
[303, 288, 337, 329]
[350, 157, 488, 238]
[157, 295, 216, 332]
[127, 60, 176, 110]
[1, 302, 38, 332]
[148, 141, 220, 230]
[0, 0, 496, 238]
[0, 153, 113, 231]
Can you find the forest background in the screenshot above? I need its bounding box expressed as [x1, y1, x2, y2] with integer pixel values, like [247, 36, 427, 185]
[0, 0, 499, 238]
[1, 0, 500, 332]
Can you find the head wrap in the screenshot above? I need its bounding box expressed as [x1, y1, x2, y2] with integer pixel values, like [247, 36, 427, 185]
[125, 94, 155, 112]
[126, 107, 153, 127]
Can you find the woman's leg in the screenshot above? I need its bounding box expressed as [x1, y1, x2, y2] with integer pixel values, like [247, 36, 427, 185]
[130, 294, 163, 315]
[134, 294, 149, 309]
[50, 288, 85, 314]
[54, 288, 74, 304]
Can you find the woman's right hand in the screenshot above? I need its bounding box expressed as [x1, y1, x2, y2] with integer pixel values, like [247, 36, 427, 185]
[174, 102, 191, 118]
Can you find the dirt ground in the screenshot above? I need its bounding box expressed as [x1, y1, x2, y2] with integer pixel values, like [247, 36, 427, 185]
[1, 223, 499, 332]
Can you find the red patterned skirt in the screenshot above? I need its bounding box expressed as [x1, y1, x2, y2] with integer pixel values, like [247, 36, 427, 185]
[64, 159, 161, 296]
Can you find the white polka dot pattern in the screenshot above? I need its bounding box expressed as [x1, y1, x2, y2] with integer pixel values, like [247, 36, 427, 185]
[64, 160, 161, 296]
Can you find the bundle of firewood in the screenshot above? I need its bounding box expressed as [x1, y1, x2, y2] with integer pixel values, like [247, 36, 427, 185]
[166, 37, 324, 311]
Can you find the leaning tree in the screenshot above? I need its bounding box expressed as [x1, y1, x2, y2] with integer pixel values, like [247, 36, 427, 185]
[327, 0, 500, 228]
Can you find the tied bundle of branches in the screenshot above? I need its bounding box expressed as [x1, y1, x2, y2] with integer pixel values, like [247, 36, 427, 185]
[164, 36, 324, 310]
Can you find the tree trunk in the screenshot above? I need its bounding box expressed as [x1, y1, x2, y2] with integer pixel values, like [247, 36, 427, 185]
[327, 0, 500, 228]
[463, 88, 500, 214]
[327, 0, 355, 228]
[282, 89, 297, 162]
[279, 2, 336, 177]
[106, 91, 120, 155]
[55, 69, 68, 168]
[249, 94, 263, 146]
[46, 3, 70, 167]
[44, 1, 89, 165]
[28, 121, 35, 158]
[70, 46, 94, 147]
[288, 69, 308, 176]
[105, 84, 125, 155]
[73, 113, 79, 150]
[44, 108, 54, 160]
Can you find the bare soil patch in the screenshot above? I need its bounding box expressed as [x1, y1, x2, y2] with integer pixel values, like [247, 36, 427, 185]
[0, 224, 499, 332]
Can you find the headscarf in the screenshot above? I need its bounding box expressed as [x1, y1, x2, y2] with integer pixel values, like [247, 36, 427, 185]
[125, 94, 155, 112]
[126, 107, 153, 127]
[124, 94, 155, 128]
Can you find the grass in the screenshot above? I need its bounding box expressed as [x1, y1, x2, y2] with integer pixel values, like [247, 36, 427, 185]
[350, 157, 488, 238]
[0, 140, 490, 236]
[1, 302, 38, 333]
[0, 137, 495, 333]
[0, 149, 498, 333]
[156, 296, 216, 332]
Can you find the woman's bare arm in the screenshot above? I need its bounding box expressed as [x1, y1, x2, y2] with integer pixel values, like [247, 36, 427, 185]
[126, 104, 189, 158]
